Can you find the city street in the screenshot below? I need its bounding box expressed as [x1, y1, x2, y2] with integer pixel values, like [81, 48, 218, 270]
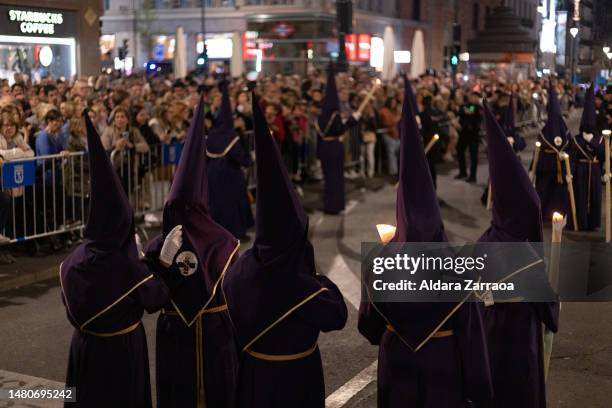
[0, 112, 610, 408]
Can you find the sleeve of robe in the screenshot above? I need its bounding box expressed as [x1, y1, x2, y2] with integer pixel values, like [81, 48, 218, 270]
[295, 275, 348, 332]
[532, 301, 560, 333]
[513, 131, 527, 152]
[357, 299, 387, 346]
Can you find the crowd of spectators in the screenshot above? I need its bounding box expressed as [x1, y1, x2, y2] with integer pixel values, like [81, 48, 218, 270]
[0, 66, 609, 264]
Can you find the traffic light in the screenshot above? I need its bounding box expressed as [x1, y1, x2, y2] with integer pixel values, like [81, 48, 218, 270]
[196, 50, 208, 71]
[450, 45, 461, 67]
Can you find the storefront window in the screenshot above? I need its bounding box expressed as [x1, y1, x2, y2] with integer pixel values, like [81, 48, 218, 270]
[0, 5, 78, 80]
[0, 37, 75, 81]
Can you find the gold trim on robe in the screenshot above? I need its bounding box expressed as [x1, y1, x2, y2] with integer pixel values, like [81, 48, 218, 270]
[246, 343, 318, 361]
[170, 240, 241, 328]
[82, 321, 141, 337]
[205, 137, 240, 159]
[59, 262, 155, 331]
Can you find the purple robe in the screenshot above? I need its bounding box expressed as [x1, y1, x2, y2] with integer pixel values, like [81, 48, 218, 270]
[207, 139, 254, 239]
[146, 238, 239, 408]
[535, 84, 572, 223]
[359, 81, 492, 408]
[61, 241, 168, 408]
[152, 95, 242, 408]
[479, 103, 559, 408]
[207, 80, 254, 238]
[223, 93, 348, 407]
[569, 135, 604, 230]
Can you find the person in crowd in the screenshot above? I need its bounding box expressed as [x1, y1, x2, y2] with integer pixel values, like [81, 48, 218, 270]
[456, 91, 483, 182]
[101, 107, 149, 154]
[35, 109, 68, 157]
[360, 98, 378, 178]
[478, 101, 559, 408]
[0, 114, 35, 252]
[222, 93, 347, 407]
[359, 79, 493, 408]
[379, 96, 401, 177]
[146, 96, 240, 408]
[60, 112, 172, 408]
[569, 85, 604, 231]
[207, 81, 254, 240]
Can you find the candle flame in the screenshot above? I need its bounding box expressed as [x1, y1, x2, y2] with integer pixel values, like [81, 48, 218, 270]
[433, 134, 440, 140]
[535, 141, 541, 147]
[603, 129, 611, 136]
[552, 212, 564, 223]
[376, 224, 396, 243]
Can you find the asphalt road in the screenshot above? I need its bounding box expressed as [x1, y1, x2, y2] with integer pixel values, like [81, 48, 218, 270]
[0, 109, 610, 407]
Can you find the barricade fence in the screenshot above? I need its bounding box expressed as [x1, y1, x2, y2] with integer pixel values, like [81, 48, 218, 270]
[0, 113, 558, 245]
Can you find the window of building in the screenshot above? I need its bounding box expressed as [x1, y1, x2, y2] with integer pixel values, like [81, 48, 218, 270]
[413, 0, 421, 20]
[473, 3, 480, 30]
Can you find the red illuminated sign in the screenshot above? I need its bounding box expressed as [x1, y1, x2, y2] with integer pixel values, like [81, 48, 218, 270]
[344, 33, 371, 62]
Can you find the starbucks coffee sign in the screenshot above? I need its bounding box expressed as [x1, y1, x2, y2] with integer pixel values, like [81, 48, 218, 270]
[9, 9, 64, 34]
[0, 5, 76, 38]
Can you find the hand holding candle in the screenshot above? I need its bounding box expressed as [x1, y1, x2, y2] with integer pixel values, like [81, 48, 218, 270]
[356, 78, 382, 117]
[424, 134, 440, 154]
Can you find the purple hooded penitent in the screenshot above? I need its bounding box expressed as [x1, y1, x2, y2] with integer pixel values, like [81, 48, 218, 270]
[358, 82, 493, 408]
[317, 65, 357, 214]
[149, 96, 241, 408]
[150, 95, 240, 326]
[570, 84, 604, 230]
[222, 92, 347, 407]
[478, 101, 559, 408]
[60, 111, 167, 407]
[481, 102, 543, 243]
[535, 82, 572, 222]
[61, 111, 152, 329]
[206, 80, 254, 238]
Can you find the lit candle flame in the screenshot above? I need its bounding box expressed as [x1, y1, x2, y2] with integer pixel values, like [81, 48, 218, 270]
[376, 224, 396, 243]
[433, 134, 440, 141]
[603, 129, 611, 137]
[552, 212, 564, 223]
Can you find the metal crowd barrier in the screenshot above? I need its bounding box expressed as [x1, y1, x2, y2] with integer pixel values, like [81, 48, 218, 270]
[0, 152, 86, 244]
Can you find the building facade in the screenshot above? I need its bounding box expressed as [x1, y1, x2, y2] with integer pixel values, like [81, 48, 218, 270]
[101, 0, 438, 75]
[0, 0, 103, 80]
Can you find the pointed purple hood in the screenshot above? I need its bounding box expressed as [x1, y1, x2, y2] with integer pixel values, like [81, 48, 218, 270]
[579, 85, 597, 135]
[83, 109, 134, 249]
[317, 64, 346, 136]
[157, 95, 239, 325]
[221, 92, 330, 350]
[252, 92, 308, 254]
[393, 76, 447, 243]
[60, 111, 152, 329]
[479, 102, 543, 243]
[207, 80, 239, 154]
[541, 83, 570, 147]
[164, 95, 208, 217]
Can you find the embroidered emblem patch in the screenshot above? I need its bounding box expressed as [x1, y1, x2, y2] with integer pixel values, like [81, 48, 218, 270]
[554, 136, 562, 147]
[176, 251, 198, 276]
